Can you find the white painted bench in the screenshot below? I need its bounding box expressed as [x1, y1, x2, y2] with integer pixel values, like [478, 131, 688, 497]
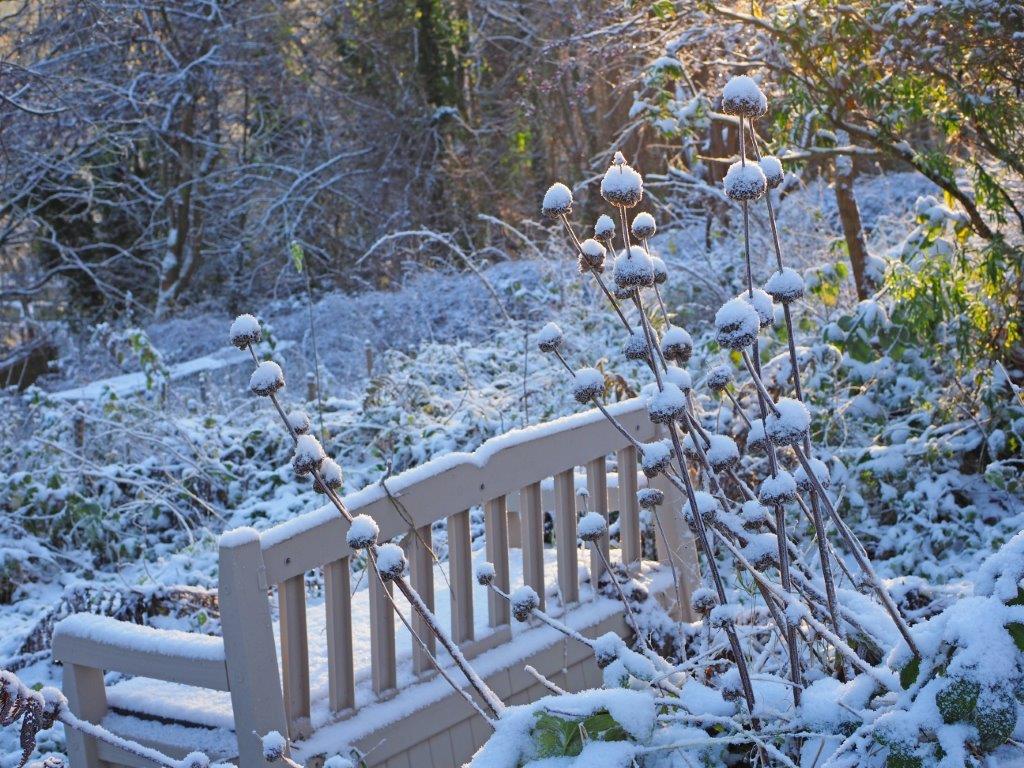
[52, 399, 699, 768]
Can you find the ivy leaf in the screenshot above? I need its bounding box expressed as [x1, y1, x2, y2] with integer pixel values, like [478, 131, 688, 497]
[900, 656, 921, 689]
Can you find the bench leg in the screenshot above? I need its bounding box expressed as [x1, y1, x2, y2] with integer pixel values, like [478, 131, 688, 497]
[62, 663, 108, 768]
[220, 536, 290, 768]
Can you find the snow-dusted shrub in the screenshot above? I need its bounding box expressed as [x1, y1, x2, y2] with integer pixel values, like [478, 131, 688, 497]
[467, 77, 1023, 768]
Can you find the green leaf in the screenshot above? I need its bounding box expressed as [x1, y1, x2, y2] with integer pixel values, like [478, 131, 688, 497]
[1008, 623, 1024, 652]
[900, 656, 921, 689]
[290, 241, 305, 273]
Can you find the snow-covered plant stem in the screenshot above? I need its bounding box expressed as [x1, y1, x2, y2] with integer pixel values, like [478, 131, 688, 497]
[238, 339, 507, 720]
[558, 214, 633, 332]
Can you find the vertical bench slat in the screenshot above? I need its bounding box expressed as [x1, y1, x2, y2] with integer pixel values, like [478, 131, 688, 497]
[519, 482, 545, 611]
[484, 496, 511, 627]
[369, 568, 397, 694]
[553, 469, 579, 605]
[408, 524, 437, 674]
[448, 509, 475, 644]
[278, 574, 311, 738]
[651, 470, 700, 622]
[616, 445, 642, 569]
[586, 457, 611, 584]
[324, 557, 355, 713]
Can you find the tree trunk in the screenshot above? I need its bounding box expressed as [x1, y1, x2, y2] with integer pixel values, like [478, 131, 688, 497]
[834, 153, 872, 301]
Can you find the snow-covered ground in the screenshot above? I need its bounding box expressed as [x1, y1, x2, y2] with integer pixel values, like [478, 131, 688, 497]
[3, 170, 1022, 766]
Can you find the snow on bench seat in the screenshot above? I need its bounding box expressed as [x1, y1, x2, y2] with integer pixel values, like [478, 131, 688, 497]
[53, 614, 228, 691]
[100, 546, 641, 735]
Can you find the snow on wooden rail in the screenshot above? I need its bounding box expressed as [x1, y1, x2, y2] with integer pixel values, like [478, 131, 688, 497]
[53, 397, 699, 768]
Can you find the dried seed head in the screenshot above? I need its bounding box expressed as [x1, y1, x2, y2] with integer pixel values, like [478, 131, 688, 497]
[249, 361, 285, 396]
[376, 543, 407, 581]
[650, 256, 668, 285]
[741, 500, 770, 531]
[542, 182, 573, 218]
[262, 732, 287, 763]
[640, 440, 674, 477]
[623, 330, 650, 361]
[287, 410, 311, 436]
[537, 321, 564, 353]
[724, 160, 767, 202]
[758, 470, 798, 506]
[346, 514, 379, 549]
[571, 367, 605, 404]
[229, 314, 262, 350]
[594, 214, 616, 244]
[292, 434, 326, 476]
[647, 382, 687, 424]
[721, 75, 767, 118]
[637, 488, 664, 509]
[600, 155, 644, 208]
[660, 325, 693, 364]
[760, 155, 784, 189]
[475, 561, 496, 586]
[705, 364, 733, 393]
[764, 267, 805, 303]
[714, 297, 760, 350]
[314, 457, 344, 494]
[706, 434, 740, 472]
[740, 288, 775, 328]
[180, 752, 211, 768]
[794, 457, 831, 491]
[614, 285, 635, 300]
[631, 211, 656, 240]
[765, 397, 811, 446]
[579, 238, 607, 272]
[745, 535, 780, 571]
[578, 511, 607, 542]
[687, 490, 719, 526]
[511, 586, 540, 622]
[747, 418, 768, 451]
[614, 246, 655, 289]
[691, 587, 718, 615]
[593, 631, 624, 668]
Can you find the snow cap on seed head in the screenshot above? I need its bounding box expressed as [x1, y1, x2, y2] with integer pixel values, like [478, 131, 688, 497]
[714, 297, 760, 350]
[660, 325, 693, 364]
[601, 153, 644, 208]
[262, 732, 287, 763]
[764, 267, 805, 303]
[475, 561, 496, 586]
[740, 288, 775, 328]
[724, 161, 767, 202]
[650, 255, 668, 285]
[578, 238, 607, 272]
[537, 322, 564, 353]
[571, 367, 605, 404]
[623, 331, 650, 361]
[758, 470, 798, 506]
[314, 457, 344, 494]
[249, 360, 285, 396]
[346, 514, 379, 549]
[664, 365, 692, 393]
[511, 585, 540, 622]
[376, 543, 407, 581]
[631, 211, 656, 240]
[794, 457, 830, 491]
[705, 364, 733, 393]
[578, 511, 607, 542]
[594, 214, 616, 245]
[705, 434, 740, 472]
[229, 314, 262, 350]
[542, 182, 573, 218]
[180, 752, 211, 768]
[292, 434, 326, 476]
[614, 246, 655, 289]
[765, 397, 811, 446]
[640, 440, 673, 477]
[647, 382, 687, 424]
[287, 410, 311, 436]
[760, 155, 784, 188]
[747, 418, 768, 451]
[687, 491, 719, 527]
[722, 75, 768, 118]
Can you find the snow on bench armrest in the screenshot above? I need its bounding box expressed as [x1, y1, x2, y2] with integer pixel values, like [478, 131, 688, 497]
[53, 614, 229, 692]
